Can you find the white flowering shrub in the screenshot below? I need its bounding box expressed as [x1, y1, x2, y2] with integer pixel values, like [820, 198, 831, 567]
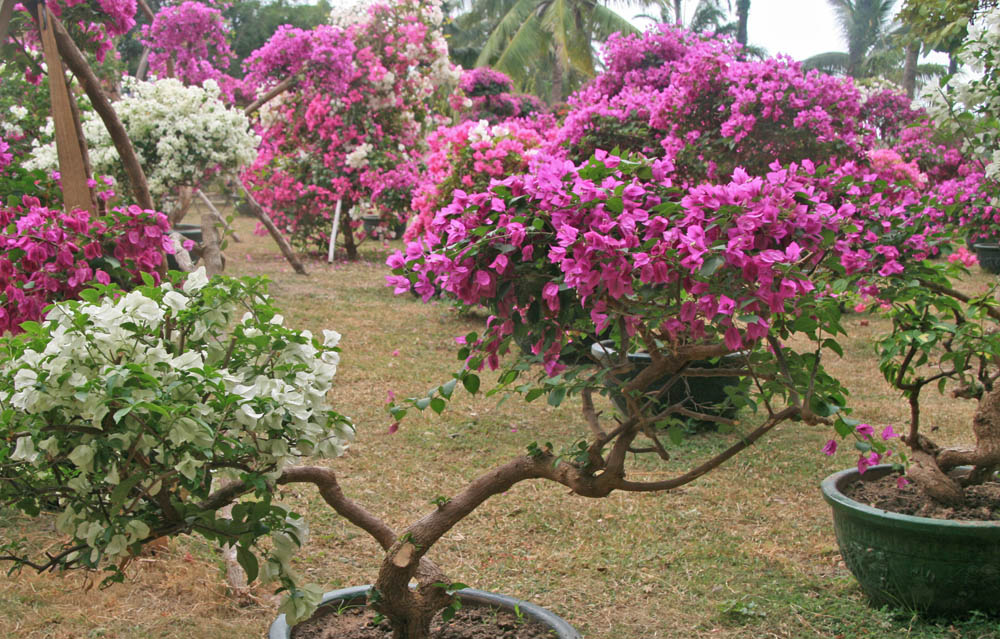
[27, 78, 260, 205]
[0, 269, 351, 602]
[922, 7, 1000, 179]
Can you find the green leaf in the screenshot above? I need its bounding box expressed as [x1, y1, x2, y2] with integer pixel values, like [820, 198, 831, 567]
[108, 473, 144, 514]
[699, 256, 724, 278]
[430, 397, 446, 414]
[236, 545, 259, 583]
[439, 379, 457, 399]
[415, 397, 431, 410]
[547, 386, 566, 407]
[140, 272, 155, 287]
[463, 374, 480, 394]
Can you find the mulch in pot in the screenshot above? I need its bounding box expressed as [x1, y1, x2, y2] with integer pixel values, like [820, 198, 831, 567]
[844, 473, 1000, 521]
[293, 602, 558, 639]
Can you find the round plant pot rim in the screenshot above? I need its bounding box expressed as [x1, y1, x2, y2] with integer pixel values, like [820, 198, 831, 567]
[268, 584, 581, 639]
[590, 339, 746, 364]
[972, 242, 1000, 249]
[821, 465, 1000, 534]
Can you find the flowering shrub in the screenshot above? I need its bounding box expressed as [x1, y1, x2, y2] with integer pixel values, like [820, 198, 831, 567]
[450, 68, 547, 124]
[9, 0, 138, 64]
[26, 78, 259, 206]
[142, 1, 239, 101]
[0, 196, 172, 334]
[242, 0, 459, 253]
[0, 271, 352, 619]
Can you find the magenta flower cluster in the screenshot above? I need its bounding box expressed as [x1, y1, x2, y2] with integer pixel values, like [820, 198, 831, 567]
[142, 1, 237, 101]
[0, 197, 172, 334]
[405, 119, 543, 243]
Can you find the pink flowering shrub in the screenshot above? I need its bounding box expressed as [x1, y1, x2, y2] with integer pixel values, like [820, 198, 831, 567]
[0, 198, 172, 334]
[242, 0, 457, 253]
[142, 1, 239, 100]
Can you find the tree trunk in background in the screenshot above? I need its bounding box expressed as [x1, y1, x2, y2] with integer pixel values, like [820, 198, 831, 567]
[903, 41, 919, 98]
[236, 182, 308, 275]
[549, 56, 563, 104]
[673, 0, 682, 24]
[736, 0, 750, 46]
[949, 52, 958, 75]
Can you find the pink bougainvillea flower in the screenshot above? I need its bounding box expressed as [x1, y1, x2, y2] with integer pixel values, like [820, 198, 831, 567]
[855, 423, 875, 438]
[881, 425, 900, 440]
[388, 422, 400, 434]
[897, 476, 910, 489]
[822, 439, 837, 456]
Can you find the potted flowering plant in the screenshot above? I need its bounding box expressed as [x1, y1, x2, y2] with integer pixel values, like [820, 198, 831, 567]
[817, 8, 1000, 616]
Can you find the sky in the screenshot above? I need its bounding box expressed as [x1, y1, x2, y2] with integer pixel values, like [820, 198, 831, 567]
[626, 0, 846, 63]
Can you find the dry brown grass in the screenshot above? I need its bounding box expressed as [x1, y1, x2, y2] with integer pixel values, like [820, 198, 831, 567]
[1, 211, 998, 639]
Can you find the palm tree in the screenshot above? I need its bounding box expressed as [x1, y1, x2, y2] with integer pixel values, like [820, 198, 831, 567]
[802, 0, 898, 78]
[454, 0, 654, 102]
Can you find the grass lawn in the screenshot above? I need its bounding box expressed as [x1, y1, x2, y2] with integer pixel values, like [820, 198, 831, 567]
[2, 212, 999, 639]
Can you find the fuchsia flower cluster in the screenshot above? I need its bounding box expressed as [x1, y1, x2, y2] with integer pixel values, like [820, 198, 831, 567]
[142, 1, 237, 101]
[0, 197, 172, 334]
[47, 0, 136, 62]
[242, 0, 456, 251]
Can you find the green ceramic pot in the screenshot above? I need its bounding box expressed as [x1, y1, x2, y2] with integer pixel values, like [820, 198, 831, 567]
[973, 242, 1000, 274]
[821, 465, 1000, 615]
[268, 585, 580, 639]
[591, 341, 744, 431]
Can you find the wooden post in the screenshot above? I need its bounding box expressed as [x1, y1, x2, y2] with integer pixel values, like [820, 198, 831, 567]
[35, 2, 94, 214]
[0, 0, 16, 45]
[50, 13, 156, 212]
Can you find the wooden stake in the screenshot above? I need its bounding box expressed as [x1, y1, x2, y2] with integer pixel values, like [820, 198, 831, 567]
[328, 199, 342, 263]
[0, 0, 16, 45]
[36, 3, 94, 213]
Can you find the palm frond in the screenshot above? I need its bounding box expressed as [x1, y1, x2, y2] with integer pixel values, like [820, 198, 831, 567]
[475, 0, 543, 68]
[492, 14, 551, 85]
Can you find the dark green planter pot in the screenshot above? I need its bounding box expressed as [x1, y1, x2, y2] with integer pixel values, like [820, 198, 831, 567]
[591, 341, 743, 431]
[973, 243, 1000, 274]
[166, 224, 202, 271]
[821, 465, 1000, 615]
[268, 585, 580, 639]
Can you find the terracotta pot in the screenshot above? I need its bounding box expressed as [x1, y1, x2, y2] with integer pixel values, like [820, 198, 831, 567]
[268, 585, 580, 639]
[821, 465, 1000, 615]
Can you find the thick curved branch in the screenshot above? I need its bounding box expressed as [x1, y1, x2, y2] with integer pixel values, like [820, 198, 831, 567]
[51, 14, 154, 211]
[244, 75, 298, 116]
[918, 278, 1000, 323]
[278, 465, 397, 550]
